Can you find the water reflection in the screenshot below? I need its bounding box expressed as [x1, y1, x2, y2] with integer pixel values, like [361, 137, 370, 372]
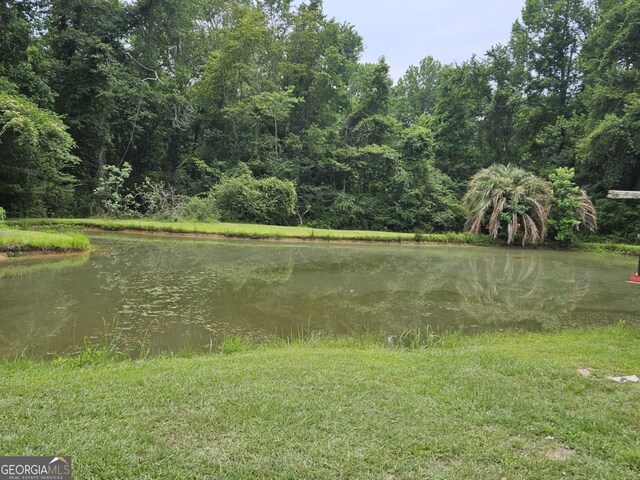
[455, 253, 594, 329]
[0, 234, 636, 358]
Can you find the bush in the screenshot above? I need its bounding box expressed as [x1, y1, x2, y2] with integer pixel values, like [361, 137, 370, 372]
[0, 206, 5, 225]
[94, 163, 137, 218]
[211, 173, 297, 225]
[135, 178, 183, 220]
[548, 168, 597, 245]
[176, 196, 218, 222]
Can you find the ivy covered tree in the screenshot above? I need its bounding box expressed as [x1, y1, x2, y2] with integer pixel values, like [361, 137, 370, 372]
[0, 93, 79, 216]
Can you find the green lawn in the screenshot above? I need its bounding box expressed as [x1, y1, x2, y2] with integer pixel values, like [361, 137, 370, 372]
[1, 327, 639, 479]
[12, 218, 488, 245]
[0, 228, 90, 252]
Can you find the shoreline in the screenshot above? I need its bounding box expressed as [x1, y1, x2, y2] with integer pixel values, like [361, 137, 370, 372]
[9, 218, 640, 255]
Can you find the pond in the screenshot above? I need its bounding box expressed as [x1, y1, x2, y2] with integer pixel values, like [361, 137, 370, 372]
[1, 232, 638, 358]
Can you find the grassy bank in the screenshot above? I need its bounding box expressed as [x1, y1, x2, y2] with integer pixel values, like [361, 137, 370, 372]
[11, 218, 489, 245]
[576, 241, 640, 256]
[0, 228, 90, 253]
[12, 218, 640, 255]
[1, 326, 639, 479]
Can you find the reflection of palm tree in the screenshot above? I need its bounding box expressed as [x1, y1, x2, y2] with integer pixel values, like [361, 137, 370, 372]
[464, 164, 552, 246]
[456, 253, 593, 329]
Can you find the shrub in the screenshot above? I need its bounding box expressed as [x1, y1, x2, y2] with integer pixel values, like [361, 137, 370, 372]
[176, 196, 218, 222]
[0, 93, 79, 217]
[135, 178, 183, 220]
[0, 206, 5, 225]
[548, 167, 597, 245]
[211, 173, 297, 225]
[94, 163, 137, 218]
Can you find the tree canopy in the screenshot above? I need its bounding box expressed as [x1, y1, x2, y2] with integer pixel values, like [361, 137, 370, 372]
[0, 0, 637, 240]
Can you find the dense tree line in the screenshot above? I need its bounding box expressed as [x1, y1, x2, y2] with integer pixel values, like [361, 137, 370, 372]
[0, 0, 638, 239]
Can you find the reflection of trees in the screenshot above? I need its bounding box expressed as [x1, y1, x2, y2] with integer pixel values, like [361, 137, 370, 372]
[455, 252, 593, 330]
[0, 254, 89, 358]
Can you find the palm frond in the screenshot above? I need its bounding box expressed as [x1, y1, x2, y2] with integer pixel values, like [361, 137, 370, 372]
[576, 189, 598, 232]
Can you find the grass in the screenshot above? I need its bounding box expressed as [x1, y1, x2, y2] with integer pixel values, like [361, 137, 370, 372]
[0, 228, 90, 253]
[11, 218, 490, 245]
[1, 326, 639, 479]
[576, 241, 640, 256]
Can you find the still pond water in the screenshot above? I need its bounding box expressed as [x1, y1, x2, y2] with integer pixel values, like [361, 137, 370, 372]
[0, 233, 638, 358]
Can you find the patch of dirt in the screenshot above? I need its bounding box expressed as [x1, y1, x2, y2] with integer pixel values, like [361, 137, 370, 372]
[546, 446, 575, 461]
[577, 368, 593, 378]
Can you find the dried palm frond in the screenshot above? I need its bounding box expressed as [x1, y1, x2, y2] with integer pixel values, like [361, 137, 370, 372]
[488, 197, 506, 240]
[576, 189, 598, 232]
[521, 213, 541, 246]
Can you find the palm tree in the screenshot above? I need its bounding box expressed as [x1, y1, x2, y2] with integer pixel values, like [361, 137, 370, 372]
[463, 164, 553, 246]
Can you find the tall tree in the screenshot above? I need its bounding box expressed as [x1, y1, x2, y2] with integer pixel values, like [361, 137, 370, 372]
[392, 56, 443, 126]
[45, 0, 129, 211]
[510, 0, 594, 173]
[432, 59, 491, 185]
[575, 0, 640, 238]
[0, 0, 55, 107]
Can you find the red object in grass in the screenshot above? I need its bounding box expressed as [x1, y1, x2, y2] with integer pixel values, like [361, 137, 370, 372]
[628, 274, 640, 284]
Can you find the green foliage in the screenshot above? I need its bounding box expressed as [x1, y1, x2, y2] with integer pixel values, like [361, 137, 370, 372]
[432, 60, 491, 183]
[0, 206, 5, 225]
[592, 199, 639, 243]
[94, 163, 137, 218]
[392, 56, 442, 125]
[548, 168, 582, 243]
[211, 172, 298, 225]
[0, 0, 636, 240]
[175, 196, 218, 222]
[175, 156, 220, 196]
[548, 167, 597, 244]
[0, 92, 78, 217]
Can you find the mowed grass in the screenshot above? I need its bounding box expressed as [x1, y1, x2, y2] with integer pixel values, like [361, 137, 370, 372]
[0, 228, 90, 252]
[13, 218, 488, 245]
[1, 327, 639, 479]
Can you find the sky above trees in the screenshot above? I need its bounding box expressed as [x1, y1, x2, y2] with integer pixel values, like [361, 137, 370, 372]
[316, 0, 526, 79]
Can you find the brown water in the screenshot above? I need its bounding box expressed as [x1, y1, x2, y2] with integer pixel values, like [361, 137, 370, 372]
[0, 232, 638, 358]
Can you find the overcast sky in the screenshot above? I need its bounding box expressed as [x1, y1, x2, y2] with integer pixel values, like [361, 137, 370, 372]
[315, 0, 526, 79]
